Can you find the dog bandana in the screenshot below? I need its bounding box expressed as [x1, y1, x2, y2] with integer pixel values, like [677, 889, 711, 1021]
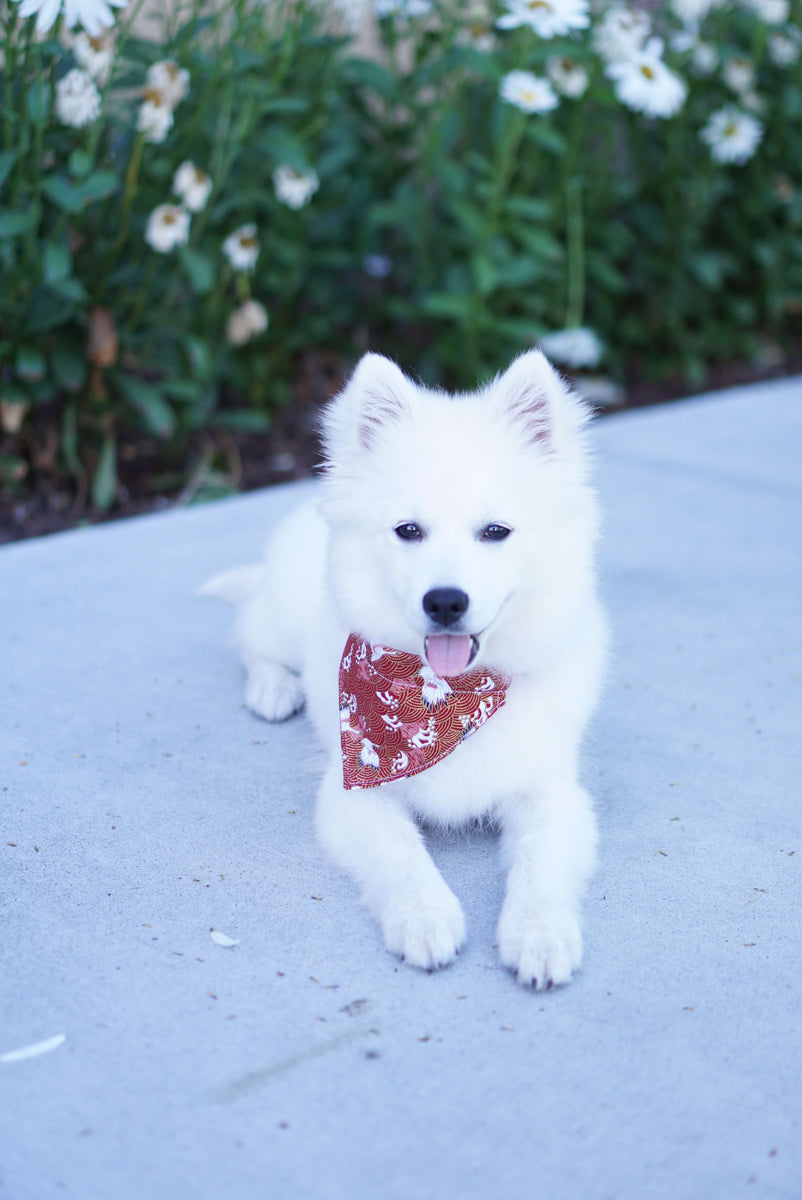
[339, 633, 510, 789]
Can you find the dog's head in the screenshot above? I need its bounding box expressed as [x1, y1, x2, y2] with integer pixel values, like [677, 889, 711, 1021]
[319, 351, 599, 677]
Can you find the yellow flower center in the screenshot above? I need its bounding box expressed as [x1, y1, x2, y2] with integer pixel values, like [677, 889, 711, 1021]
[527, 1, 550, 9]
[163, 211, 176, 225]
[724, 123, 737, 138]
[143, 88, 167, 107]
[640, 65, 655, 80]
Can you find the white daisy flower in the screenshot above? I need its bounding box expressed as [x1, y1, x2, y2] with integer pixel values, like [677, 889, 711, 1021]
[72, 31, 115, 85]
[455, 7, 495, 54]
[606, 38, 688, 119]
[137, 93, 174, 143]
[496, 0, 590, 39]
[500, 70, 559, 114]
[723, 56, 754, 95]
[594, 6, 651, 65]
[226, 300, 269, 347]
[145, 204, 190, 254]
[691, 41, 718, 74]
[145, 60, 190, 108]
[14, 0, 125, 37]
[55, 68, 101, 128]
[374, 0, 432, 16]
[744, 0, 789, 22]
[223, 224, 259, 272]
[540, 327, 603, 370]
[700, 106, 763, 164]
[768, 32, 799, 66]
[547, 56, 589, 99]
[272, 164, 320, 210]
[173, 161, 212, 213]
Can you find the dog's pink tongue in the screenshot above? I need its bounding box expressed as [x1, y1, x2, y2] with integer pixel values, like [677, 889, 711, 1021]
[425, 634, 473, 677]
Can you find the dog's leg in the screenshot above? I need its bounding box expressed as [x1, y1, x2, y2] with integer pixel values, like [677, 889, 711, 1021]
[316, 766, 465, 970]
[496, 782, 597, 989]
[243, 656, 305, 722]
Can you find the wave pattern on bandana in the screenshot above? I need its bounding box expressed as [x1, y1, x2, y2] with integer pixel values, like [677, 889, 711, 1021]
[339, 633, 510, 790]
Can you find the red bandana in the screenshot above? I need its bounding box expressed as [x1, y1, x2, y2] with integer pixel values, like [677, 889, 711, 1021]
[339, 633, 510, 790]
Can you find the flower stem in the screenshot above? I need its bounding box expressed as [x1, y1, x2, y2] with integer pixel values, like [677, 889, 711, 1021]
[565, 176, 585, 330]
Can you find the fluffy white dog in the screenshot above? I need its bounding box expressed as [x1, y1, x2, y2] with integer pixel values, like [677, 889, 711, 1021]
[203, 350, 607, 989]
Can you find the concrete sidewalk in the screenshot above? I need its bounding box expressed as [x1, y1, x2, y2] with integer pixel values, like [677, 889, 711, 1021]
[2, 377, 801, 1200]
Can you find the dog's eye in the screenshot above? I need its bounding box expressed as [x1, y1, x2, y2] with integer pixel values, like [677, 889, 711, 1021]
[394, 522, 424, 542]
[480, 524, 512, 542]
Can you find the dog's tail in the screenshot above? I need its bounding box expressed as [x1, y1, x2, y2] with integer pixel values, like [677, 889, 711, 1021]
[198, 564, 264, 604]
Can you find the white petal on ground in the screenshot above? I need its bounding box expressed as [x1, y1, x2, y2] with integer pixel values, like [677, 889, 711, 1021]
[0, 1033, 66, 1063]
[210, 928, 240, 948]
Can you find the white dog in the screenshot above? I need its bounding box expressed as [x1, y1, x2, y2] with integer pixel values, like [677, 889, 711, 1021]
[202, 350, 607, 988]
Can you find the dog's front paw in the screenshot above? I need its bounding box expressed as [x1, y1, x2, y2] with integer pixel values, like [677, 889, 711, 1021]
[497, 904, 583, 990]
[245, 662, 304, 722]
[381, 888, 466, 971]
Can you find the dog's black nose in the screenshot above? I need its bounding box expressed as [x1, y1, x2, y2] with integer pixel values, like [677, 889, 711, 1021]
[422, 587, 469, 628]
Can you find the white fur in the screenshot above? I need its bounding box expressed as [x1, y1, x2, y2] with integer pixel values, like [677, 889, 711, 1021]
[203, 350, 607, 988]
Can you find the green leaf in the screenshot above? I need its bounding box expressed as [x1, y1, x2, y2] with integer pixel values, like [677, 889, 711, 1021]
[0, 210, 36, 237]
[26, 77, 50, 124]
[421, 292, 474, 320]
[179, 247, 215, 294]
[92, 434, 117, 510]
[41, 175, 84, 214]
[116, 374, 176, 438]
[15, 345, 47, 383]
[504, 195, 552, 222]
[262, 97, 310, 115]
[259, 126, 310, 172]
[68, 149, 93, 178]
[212, 410, 271, 432]
[77, 170, 117, 205]
[51, 346, 87, 392]
[0, 149, 18, 190]
[161, 379, 204, 402]
[343, 57, 397, 100]
[184, 335, 213, 380]
[471, 254, 499, 296]
[44, 240, 71, 284]
[50, 277, 89, 303]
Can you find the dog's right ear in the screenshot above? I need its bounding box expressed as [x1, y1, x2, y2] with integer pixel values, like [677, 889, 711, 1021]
[338, 353, 413, 452]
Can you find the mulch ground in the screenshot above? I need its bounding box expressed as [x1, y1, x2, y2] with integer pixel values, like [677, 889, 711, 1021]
[2, 346, 800, 545]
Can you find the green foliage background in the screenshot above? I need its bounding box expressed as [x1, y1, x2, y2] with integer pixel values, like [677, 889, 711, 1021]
[1, 0, 801, 510]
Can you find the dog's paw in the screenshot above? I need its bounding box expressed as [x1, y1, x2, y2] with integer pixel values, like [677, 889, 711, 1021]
[381, 888, 466, 971]
[245, 662, 304, 722]
[497, 904, 583, 990]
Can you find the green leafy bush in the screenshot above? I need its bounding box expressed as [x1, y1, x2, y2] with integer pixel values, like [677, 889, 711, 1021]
[1, 0, 801, 509]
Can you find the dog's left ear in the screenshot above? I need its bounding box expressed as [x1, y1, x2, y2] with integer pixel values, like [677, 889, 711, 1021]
[343, 353, 414, 451]
[492, 350, 585, 455]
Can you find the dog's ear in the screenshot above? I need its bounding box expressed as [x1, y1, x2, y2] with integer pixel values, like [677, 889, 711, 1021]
[492, 349, 581, 454]
[343, 353, 413, 451]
